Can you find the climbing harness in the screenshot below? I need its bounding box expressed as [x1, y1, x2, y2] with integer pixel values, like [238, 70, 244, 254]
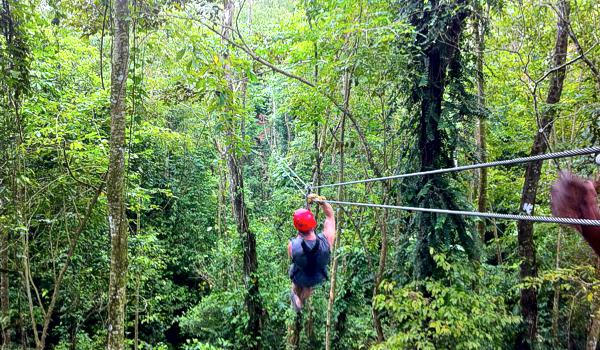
[298, 147, 600, 226]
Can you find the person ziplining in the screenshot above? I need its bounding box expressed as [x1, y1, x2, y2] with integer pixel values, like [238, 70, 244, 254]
[288, 194, 335, 312]
[280, 148, 600, 312]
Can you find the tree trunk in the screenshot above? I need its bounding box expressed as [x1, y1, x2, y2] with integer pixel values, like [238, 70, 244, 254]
[325, 69, 351, 350]
[0, 181, 7, 348]
[216, 157, 228, 236]
[372, 98, 391, 343]
[588, 299, 600, 350]
[22, 232, 40, 349]
[221, 1, 263, 348]
[372, 206, 388, 342]
[516, 1, 569, 348]
[552, 227, 562, 344]
[38, 178, 105, 350]
[1, 0, 30, 345]
[0, 178, 11, 350]
[17, 300, 25, 350]
[587, 259, 600, 350]
[474, 1, 488, 242]
[411, 0, 471, 280]
[106, 0, 130, 349]
[134, 277, 139, 350]
[0, 228, 8, 349]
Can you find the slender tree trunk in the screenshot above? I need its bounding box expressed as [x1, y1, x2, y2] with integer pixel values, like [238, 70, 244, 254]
[22, 233, 40, 349]
[325, 70, 351, 350]
[38, 179, 105, 350]
[134, 277, 139, 350]
[228, 151, 262, 349]
[13, 64, 34, 350]
[1, 1, 29, 345]
[221, 1, 262, 348]
[372, 97, 391, 343]
[588, 300, 600, 350]
[0, 227, 8, 349]
[106, 0, 130, 349]
[552, 227, 562, 344]
[587, 259, 600, 350]
[0, 235, 10, 350]
[516, 1, 569, 348]
[308, 14, 321, 197]
[0, 160, 7, 349]
[372, 206, 387, 342]
[0, 180, 7, 349]
[17, 298, 25, 350]
[492, 220, 502, 264]
[284, 113, 292, 149]
[216, 156, 228, 236]
[474, 2, 488, 242]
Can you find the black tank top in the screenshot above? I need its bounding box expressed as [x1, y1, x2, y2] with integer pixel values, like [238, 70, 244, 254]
[289, 233, 331, 287]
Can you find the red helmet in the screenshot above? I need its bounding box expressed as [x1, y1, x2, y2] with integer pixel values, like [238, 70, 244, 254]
[293, 208, 317, 233]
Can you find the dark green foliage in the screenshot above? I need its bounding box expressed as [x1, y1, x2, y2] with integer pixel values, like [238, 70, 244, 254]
[1, 0, 599, 349]
[398, 0, 479, 280]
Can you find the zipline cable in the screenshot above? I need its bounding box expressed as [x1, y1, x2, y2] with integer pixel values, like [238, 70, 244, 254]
[315, 199, 600, 226]
[313, 147, 600, 190]
[274, 155, 308, 195]
[280, 157, 309, 189]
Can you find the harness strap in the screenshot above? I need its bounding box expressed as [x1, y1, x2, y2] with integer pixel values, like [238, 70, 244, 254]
[300, 238, 328, 279]
[300, 238, 320, 255]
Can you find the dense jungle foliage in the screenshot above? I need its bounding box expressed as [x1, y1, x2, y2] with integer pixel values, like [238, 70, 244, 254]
[1, 0, 599, 349]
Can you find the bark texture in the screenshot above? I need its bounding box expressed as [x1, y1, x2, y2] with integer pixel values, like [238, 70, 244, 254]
[106, 0, 130, 348]
[221, 1, 263, 348]
[516, 1, 570, 348]
[587, 260, 600, 350]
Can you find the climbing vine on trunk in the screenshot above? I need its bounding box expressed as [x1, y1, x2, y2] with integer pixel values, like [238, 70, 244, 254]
[402, 0, 478, 280]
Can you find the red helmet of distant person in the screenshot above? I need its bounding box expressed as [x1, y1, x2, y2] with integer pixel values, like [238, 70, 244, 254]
[293, 208, 317, 233]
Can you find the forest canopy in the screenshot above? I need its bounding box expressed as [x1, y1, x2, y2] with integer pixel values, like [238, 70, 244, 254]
[1, 0, 599, 349]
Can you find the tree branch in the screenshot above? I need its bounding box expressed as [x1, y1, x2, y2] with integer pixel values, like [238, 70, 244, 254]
[40, 172, 106, 344]
[62, 140, 101, 190]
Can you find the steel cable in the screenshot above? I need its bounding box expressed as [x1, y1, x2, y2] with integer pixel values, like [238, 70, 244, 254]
[316, 200, 600, 226]
[313, 147, 600, 190]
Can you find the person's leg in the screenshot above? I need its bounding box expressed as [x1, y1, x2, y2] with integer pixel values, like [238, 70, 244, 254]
[293, 284, 313, 304]
[298, 286, 313, 302]
[290, 283, 303, 311]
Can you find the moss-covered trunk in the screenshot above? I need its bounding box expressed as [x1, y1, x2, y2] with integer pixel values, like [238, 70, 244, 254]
[409, 0, 473, 280]
[106, 0, 130, 348]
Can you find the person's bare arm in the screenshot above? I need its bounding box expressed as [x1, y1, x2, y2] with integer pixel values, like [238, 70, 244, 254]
[307, 194, 336, 247]
[320, 202, 336, 247]
[288, 241, 292, 258]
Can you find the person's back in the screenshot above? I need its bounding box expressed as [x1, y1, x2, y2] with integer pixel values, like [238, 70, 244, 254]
[289, 233, 331, 288]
